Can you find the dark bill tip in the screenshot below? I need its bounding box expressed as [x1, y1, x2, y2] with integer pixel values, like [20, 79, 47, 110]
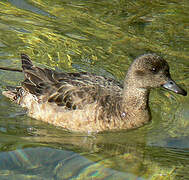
[162, 79, 187, 96]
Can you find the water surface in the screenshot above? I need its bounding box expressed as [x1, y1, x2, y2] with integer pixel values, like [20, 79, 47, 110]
[0, 0, 189, 179]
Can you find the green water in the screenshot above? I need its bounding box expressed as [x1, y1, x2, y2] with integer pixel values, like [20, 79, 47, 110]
[0, 0, 189, 179]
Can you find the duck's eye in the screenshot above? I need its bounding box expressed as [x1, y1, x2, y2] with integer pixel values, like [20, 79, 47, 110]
[151, 67, 158, 74]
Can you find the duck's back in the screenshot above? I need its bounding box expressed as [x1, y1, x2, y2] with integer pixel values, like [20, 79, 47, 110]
[19, 54, 123, 112]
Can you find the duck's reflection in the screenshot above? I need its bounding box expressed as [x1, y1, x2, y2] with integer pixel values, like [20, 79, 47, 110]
[0, 127, 187, 179]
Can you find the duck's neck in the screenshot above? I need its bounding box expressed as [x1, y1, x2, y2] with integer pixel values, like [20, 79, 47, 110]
[122, 86, 150, 108]
[122, 68, 150, 112]
[121, 85, 151, 126]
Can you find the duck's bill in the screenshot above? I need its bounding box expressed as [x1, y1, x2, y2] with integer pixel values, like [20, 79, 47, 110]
[162, 78, 187, 96]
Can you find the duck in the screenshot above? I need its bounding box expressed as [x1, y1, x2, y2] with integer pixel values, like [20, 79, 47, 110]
[0, 54, 187, 133]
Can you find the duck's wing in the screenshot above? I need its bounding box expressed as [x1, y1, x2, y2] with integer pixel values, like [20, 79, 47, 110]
[21, 54, 123, 110]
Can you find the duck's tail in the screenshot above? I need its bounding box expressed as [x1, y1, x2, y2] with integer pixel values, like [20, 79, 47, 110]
[1, 54, 32, 101]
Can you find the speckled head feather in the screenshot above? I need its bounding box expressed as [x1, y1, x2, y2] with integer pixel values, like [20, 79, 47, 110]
[1, 54, 187, 133]
[125, 54, 170, 88]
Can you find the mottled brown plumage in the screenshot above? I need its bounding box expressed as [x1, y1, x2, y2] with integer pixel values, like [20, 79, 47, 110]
[1, 54, 187, 133]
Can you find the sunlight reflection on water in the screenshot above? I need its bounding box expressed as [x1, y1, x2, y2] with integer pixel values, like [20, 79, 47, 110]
[0, 147, 141, 180]
[0, 0, 188, 179]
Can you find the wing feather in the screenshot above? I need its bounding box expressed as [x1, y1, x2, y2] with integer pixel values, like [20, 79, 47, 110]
[21, 54, 122, 110]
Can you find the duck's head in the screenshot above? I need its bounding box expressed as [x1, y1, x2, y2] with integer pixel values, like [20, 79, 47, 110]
[125, 54, 187, 96]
